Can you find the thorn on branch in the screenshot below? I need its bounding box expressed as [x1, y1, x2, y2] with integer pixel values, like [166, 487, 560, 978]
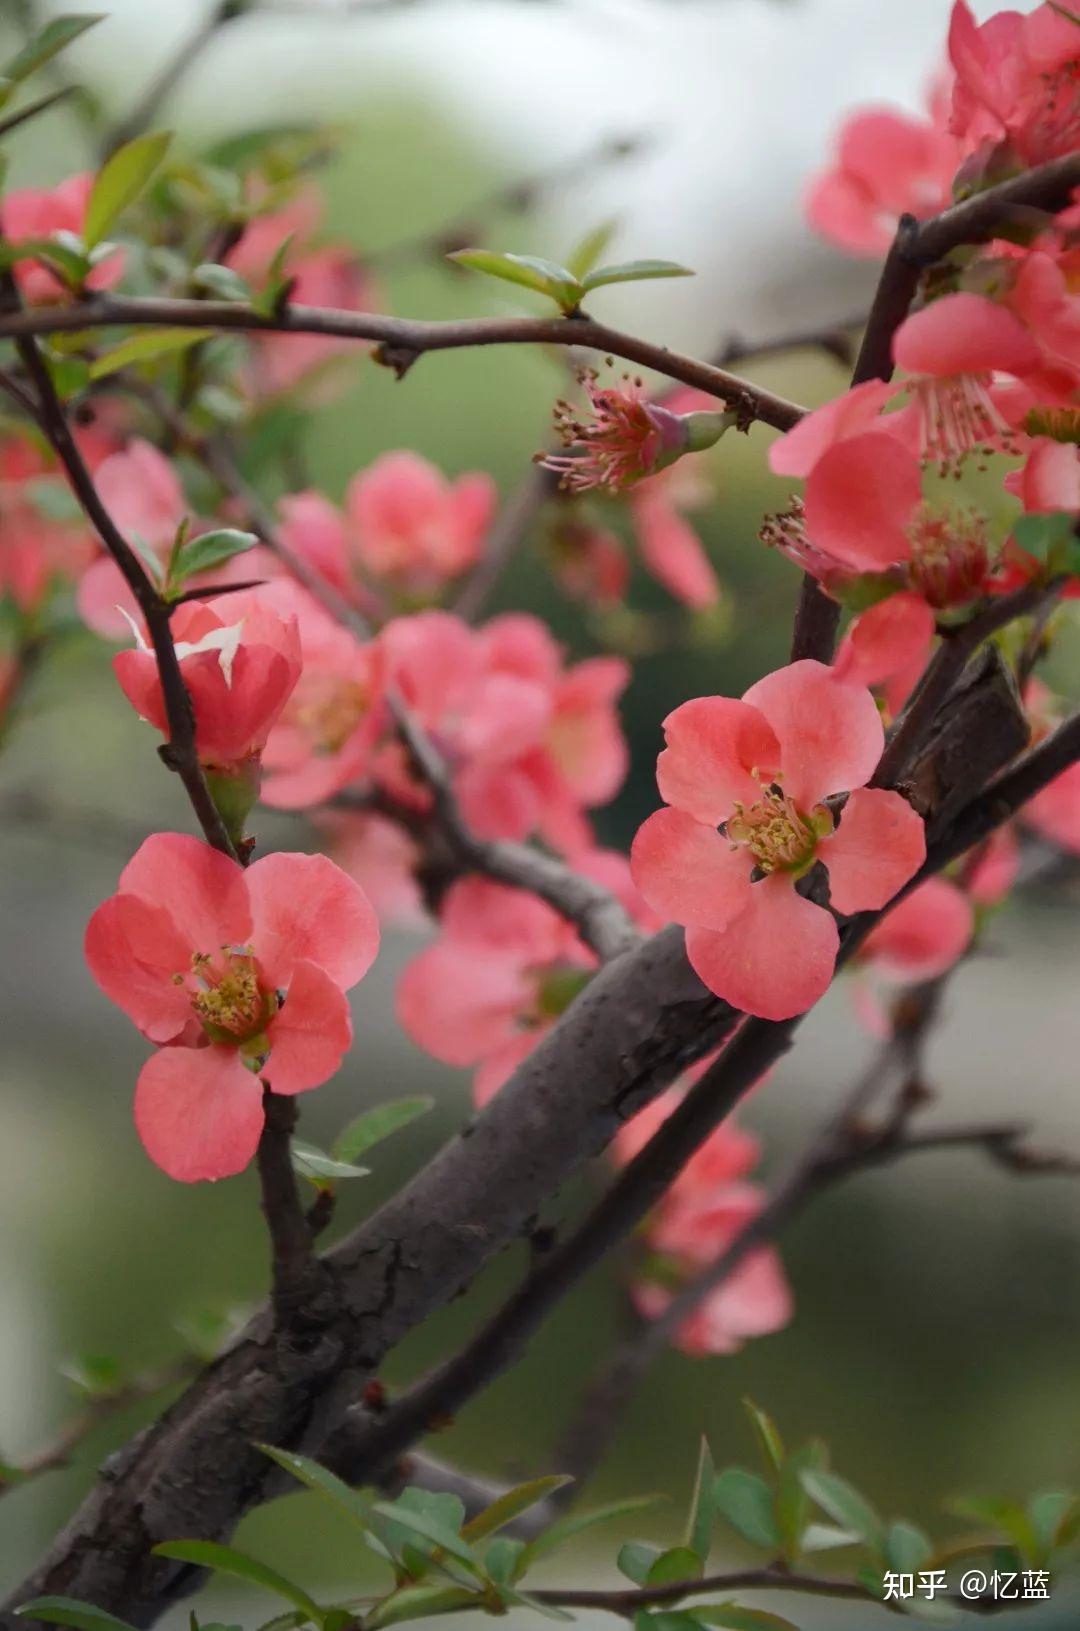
[373, 342, 421, 378]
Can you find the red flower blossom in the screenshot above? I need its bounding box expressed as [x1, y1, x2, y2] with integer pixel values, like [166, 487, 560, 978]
[631, 661, 926, 1020]
[85, 834, 379, 1181]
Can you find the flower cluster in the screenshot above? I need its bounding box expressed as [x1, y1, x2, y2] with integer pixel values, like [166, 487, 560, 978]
[612, 1086, 792, 1357]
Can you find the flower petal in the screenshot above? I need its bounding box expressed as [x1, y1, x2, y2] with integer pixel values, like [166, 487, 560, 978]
[859, 877, 973, 981]
[631, 807, 753, 929]
[768, 380, 896, 478]
[893, 292, 1040, 379]
[264, 959, 353, 1093]
[803, 432, 922, 572]
[118, 833, 251, 953]
[134, 1045, 265, 1182]
[656, 696, 780, 823]
[397, 942, 531, 1066]
[245, 850, 380, 990]
[685, 875, 839, 1020]
[85, 893, 195, 1043]
[818, 787, 926, 915]
[742, 660, 884, 807]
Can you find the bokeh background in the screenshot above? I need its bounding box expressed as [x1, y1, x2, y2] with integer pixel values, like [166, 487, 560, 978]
[1, 0, 1079, 1625]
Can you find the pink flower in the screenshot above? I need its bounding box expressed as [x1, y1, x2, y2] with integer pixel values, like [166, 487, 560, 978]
[833, 593, 937, 720]
[113, 590, 302, 771]
[318, 808, 426, 927]
[631, 661, 926, 1020]
[948, 1, 1080, 168]
[227, 183, 375, 399]
[856, 876, 974, 983]
[966, 825, 1021, 906]
[0, 173, 124, 303]
[613, 1087, 761, 1186]
[85, 834, 379, 1180]
[540, 371, 729, 495]
[0, 434, 95, 613]
[548, 518, 630, 608]
[281, 453, 495, 602]
[397, 875, 592, 1105]
[1023, 680, 1080, 855]
[630, 481, 720, 609]
[77, 440, 187, 637]
[259, 583, 387, 809]
[891, 293, 1038, 474]
[635, 1238, 794, 1358]
[807, 105, 961, 257]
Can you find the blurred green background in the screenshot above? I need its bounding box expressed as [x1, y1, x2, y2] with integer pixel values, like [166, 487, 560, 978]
[1, 3, 1079, 1626]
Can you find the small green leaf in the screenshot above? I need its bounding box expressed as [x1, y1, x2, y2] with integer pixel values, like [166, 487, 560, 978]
[800, 1470, 884, 1554]
[88, 329, 215, 382]
[500, 1588, 574, 1623]
[617, 1542, 661, 1585]
[800, 1523, 860, 1553]
[289, 1140, 370, 1186]
[1011, 510, 1077, 565]
[685, 1438, 716, 1563]
[1, 15, 103, 87]
[0, 236, 89, 289]
[634, 1614, 701, 1631]
[447, 249, 583, 311]
[192, 263, 252, 303]
[484, 1536, 526, 1585]
[258, 1443, 374, 1535]
[372, 1498, 480, 1572]
[775, 1438, 827, 1563]
[885, 1521, 933, 1573]
[741, 1399, 784, 1476]
[520, 1494, 665, 1566]
[151, 1542, 322, 1621]
[85, 131, 172, 249]
[16, 1601, 138, 1631]
[333, 1098, 434, 1165]
[712, 1469, 781, 1551]
[0, 86, 80, 141]
[167, 527, 257, 591]
[60, 1353, 126, 1399]
[461, 1474, 571, 1544]
[566, 219, 618, 281]
[646, 1546, 701, 1585]
[948, 1496, 1038, 1560]
[367, 1586, 479, 1631]
[580, 259, 694, 293]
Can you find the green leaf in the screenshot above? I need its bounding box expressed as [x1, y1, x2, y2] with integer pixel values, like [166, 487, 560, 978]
[741, 1400, 784, 1476]
[167, 527, 257, 591]
[712, 1469, 781, 1551]
[685, 1438, 716, 1563]
[520, 1494, 665, 1566]
[565, 219, 618, 281]
[258, 1443, 374, 1536]
[617, 1543, 661, 1585]
[1052, 1494, 1080, 1550]
[800, 1470, 884, 1554]
[646, 1546, 701, 1586]
[580, 259, 694, 293]
[484, 1536, 526, 1585]
[371, 1498, 480, 1573]
[775, 1438, 827, 1563]
[88, 329, 215, 382]
[151, 1542, 322, 1622]
[43, 352, 89, 401]
[289, 1140, 370, 1187]
[694, 1609, 798, 1631]
[1, 15, 103, 88]
[85, 132, 172, 249]
[366, 1586, 479, 1631]
[1011, 510, 1079, 575]
[633, 1613, 701, 1631]
[332, 1098, 435, 1165]
[192, 262, 252, 302]
[885, 1521, 933, 1574]
[461, 1474, 571, 1544]
[948, 1496, 1037, 1560]
[447, 249, 583, 311]
[800, 1523, 860, 1553]
[15, 1600, 138, 1631]
[0, 236, 89, 289]
[60, 1353, 126, 1399]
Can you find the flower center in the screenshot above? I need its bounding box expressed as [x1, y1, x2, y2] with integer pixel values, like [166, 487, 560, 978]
[906, 374, 1019, 477]
[292, 675, 371, 754]
[726, 787, 830, 875]
[175, 947, 275, 1048]
[905, 503, 993, 608]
